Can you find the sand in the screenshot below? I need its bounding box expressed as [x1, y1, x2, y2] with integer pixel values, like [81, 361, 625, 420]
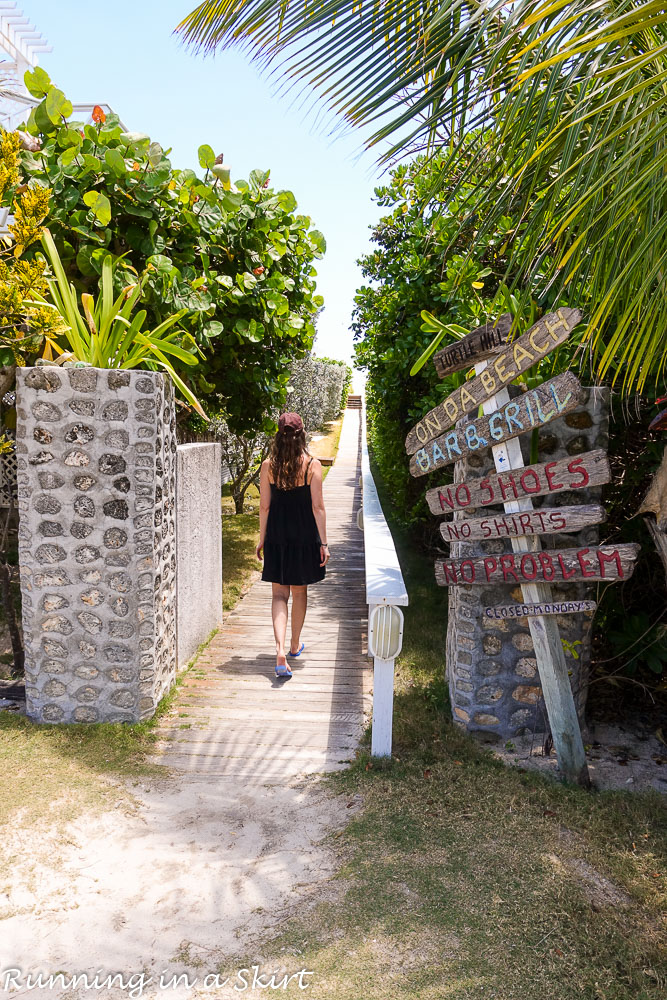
[2, 771, 359, 999]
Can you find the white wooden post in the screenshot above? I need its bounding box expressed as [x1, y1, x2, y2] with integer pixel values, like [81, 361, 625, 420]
[361, 406, 409, 760]
[371, 656, 395, 757]
[475, 365, 590, 787]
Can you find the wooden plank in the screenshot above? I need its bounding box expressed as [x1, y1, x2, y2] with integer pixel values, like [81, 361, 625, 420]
[405, 308, 581, 454]
[425, 449, 610, 514]
[433, 313, 513, 378]
[439, 504, 606, 543]
[435, 542, 639, 586]
[483, 600, 597, 620]
[410, 373, 582, 476]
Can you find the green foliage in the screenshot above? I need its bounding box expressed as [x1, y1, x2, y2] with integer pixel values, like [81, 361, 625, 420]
[608, 615, 667, 678]
[352, 151, 587, 535]
[33, 231, 206, 417]
[0, 129, 62, 370]
[13, 69, 325, 435]
[313, 354, 353, 412]
[179, 0, 667, 396]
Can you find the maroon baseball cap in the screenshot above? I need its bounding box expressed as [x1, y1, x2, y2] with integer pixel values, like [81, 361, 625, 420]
[278, 412, 303, 433]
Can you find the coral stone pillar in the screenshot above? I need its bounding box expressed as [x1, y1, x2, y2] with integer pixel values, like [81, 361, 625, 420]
[15, 367, 177, 723]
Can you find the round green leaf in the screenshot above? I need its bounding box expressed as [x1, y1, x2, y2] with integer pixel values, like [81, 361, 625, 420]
[310, 230, 326, 254]
[24, 66, 51, 99]
[204, 320, 224, 338]
[104, 148, 126, 176]
[119, 131, 150, 149]
[83, 190, 111, 227]
[198, 144, 216, 170]
[46, 88, 73, 124]
[59, 146, 80, 167]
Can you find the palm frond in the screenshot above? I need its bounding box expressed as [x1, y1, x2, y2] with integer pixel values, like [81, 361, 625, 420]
[178, 0, 667, 393]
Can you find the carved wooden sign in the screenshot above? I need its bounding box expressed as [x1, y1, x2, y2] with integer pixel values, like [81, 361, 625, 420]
[433, 313, 513, 378]
[435, 543, 640, 587]
[405, 308, 581, 455]
[425, 450, 610, 515]
[410, 373, 581, 477]
[483, 601, 597, 619]
[439, 504, 606, 543]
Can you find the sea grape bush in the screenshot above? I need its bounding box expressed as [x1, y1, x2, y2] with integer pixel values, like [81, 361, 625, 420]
[316, 355, 353, 412]
[10, 67, 325, 435]
[286, 355, 351, 431]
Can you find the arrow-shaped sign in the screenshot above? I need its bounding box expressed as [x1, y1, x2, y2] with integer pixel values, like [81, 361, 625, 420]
[405, 308, 581, 455]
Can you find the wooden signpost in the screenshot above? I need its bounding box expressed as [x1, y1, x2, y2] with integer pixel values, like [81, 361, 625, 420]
[410, 372, 582, 476]
[484, 601, 597, 620]
[405, 308, 581, 454]
[425, 450, 611, 514]
[433, 313, 513, 378]
[405, 307, 639, 788]
[439, 504, 607, 542]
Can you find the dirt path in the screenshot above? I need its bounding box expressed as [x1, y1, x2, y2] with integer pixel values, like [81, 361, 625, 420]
[3, 410, 369, 997]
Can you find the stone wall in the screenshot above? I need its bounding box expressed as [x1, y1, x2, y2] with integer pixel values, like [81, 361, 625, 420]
[445, 387, 609, 740]
[16, 367, 177, 724]
[176, 443, 223, 667]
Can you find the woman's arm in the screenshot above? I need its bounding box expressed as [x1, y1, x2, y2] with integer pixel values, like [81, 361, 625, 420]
[256, 459, 271, 561]
[309, 459, 330, 567]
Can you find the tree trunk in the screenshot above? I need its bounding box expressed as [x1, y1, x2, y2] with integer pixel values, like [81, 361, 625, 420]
[233, 489, 245, 515]
[0, 365, 16, 402]
[638, 444, 667, 584]
[0, 559, 23, 676]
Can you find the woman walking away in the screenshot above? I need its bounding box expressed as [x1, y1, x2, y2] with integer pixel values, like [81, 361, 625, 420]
[256, 412, 330, 678]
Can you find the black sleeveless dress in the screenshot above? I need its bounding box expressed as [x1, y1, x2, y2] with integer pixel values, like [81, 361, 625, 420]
[261, 457, 326, 586]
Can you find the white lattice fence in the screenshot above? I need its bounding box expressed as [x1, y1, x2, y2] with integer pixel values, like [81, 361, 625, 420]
[0, 441, 18, 507]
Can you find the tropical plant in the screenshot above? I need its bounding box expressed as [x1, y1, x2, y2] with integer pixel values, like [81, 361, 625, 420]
[178, 0, 667, 397]
[352, 151, 590, 530]
[0, 128, 64, 678]
[12, 68, 324, 436]
[0, 129, 61, 389]
[286, 354, 350, 430]
[33, 230, 207, 417]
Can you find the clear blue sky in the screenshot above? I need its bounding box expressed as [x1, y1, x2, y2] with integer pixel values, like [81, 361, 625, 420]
[21, 0, 385, 382]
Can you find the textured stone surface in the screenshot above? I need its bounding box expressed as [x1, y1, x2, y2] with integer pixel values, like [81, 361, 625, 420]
[16, 367, 177, 724]
[176, 444, 223, 667]
[446, 387, 608, 738]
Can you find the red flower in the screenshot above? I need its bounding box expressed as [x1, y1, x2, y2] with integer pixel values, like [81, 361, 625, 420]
[253, 266, 265, 276]
[92, 105, 106, 124]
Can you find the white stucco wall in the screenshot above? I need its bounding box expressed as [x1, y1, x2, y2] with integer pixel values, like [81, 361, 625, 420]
[176, 444, 223, 668]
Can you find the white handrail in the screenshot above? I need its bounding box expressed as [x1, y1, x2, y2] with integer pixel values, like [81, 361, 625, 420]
[359, 402, 408, 758]
[361, 405, 409, 607]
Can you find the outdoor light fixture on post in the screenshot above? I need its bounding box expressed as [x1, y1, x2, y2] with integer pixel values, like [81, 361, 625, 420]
[368, 603, 404, 758]
[368, 604, 404, 661]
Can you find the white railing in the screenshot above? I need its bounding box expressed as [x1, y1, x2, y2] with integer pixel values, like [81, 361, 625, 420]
[360, 403, 408, 757]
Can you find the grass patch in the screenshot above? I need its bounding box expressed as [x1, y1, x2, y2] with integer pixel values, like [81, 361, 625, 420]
[222, 482, 260, 612]
[309, 416, 344, 461]
[220, 461, 667, 999]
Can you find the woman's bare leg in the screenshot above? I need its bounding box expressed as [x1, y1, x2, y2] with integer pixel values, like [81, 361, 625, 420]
[290, 585, 308, 655]
[272, 583, 290, 667]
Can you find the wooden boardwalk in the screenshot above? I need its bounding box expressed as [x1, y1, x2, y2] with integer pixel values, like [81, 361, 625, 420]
[151, 409, 371, 781]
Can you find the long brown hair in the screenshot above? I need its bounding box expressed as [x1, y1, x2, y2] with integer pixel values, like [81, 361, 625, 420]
[269, 427, 309, 489]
